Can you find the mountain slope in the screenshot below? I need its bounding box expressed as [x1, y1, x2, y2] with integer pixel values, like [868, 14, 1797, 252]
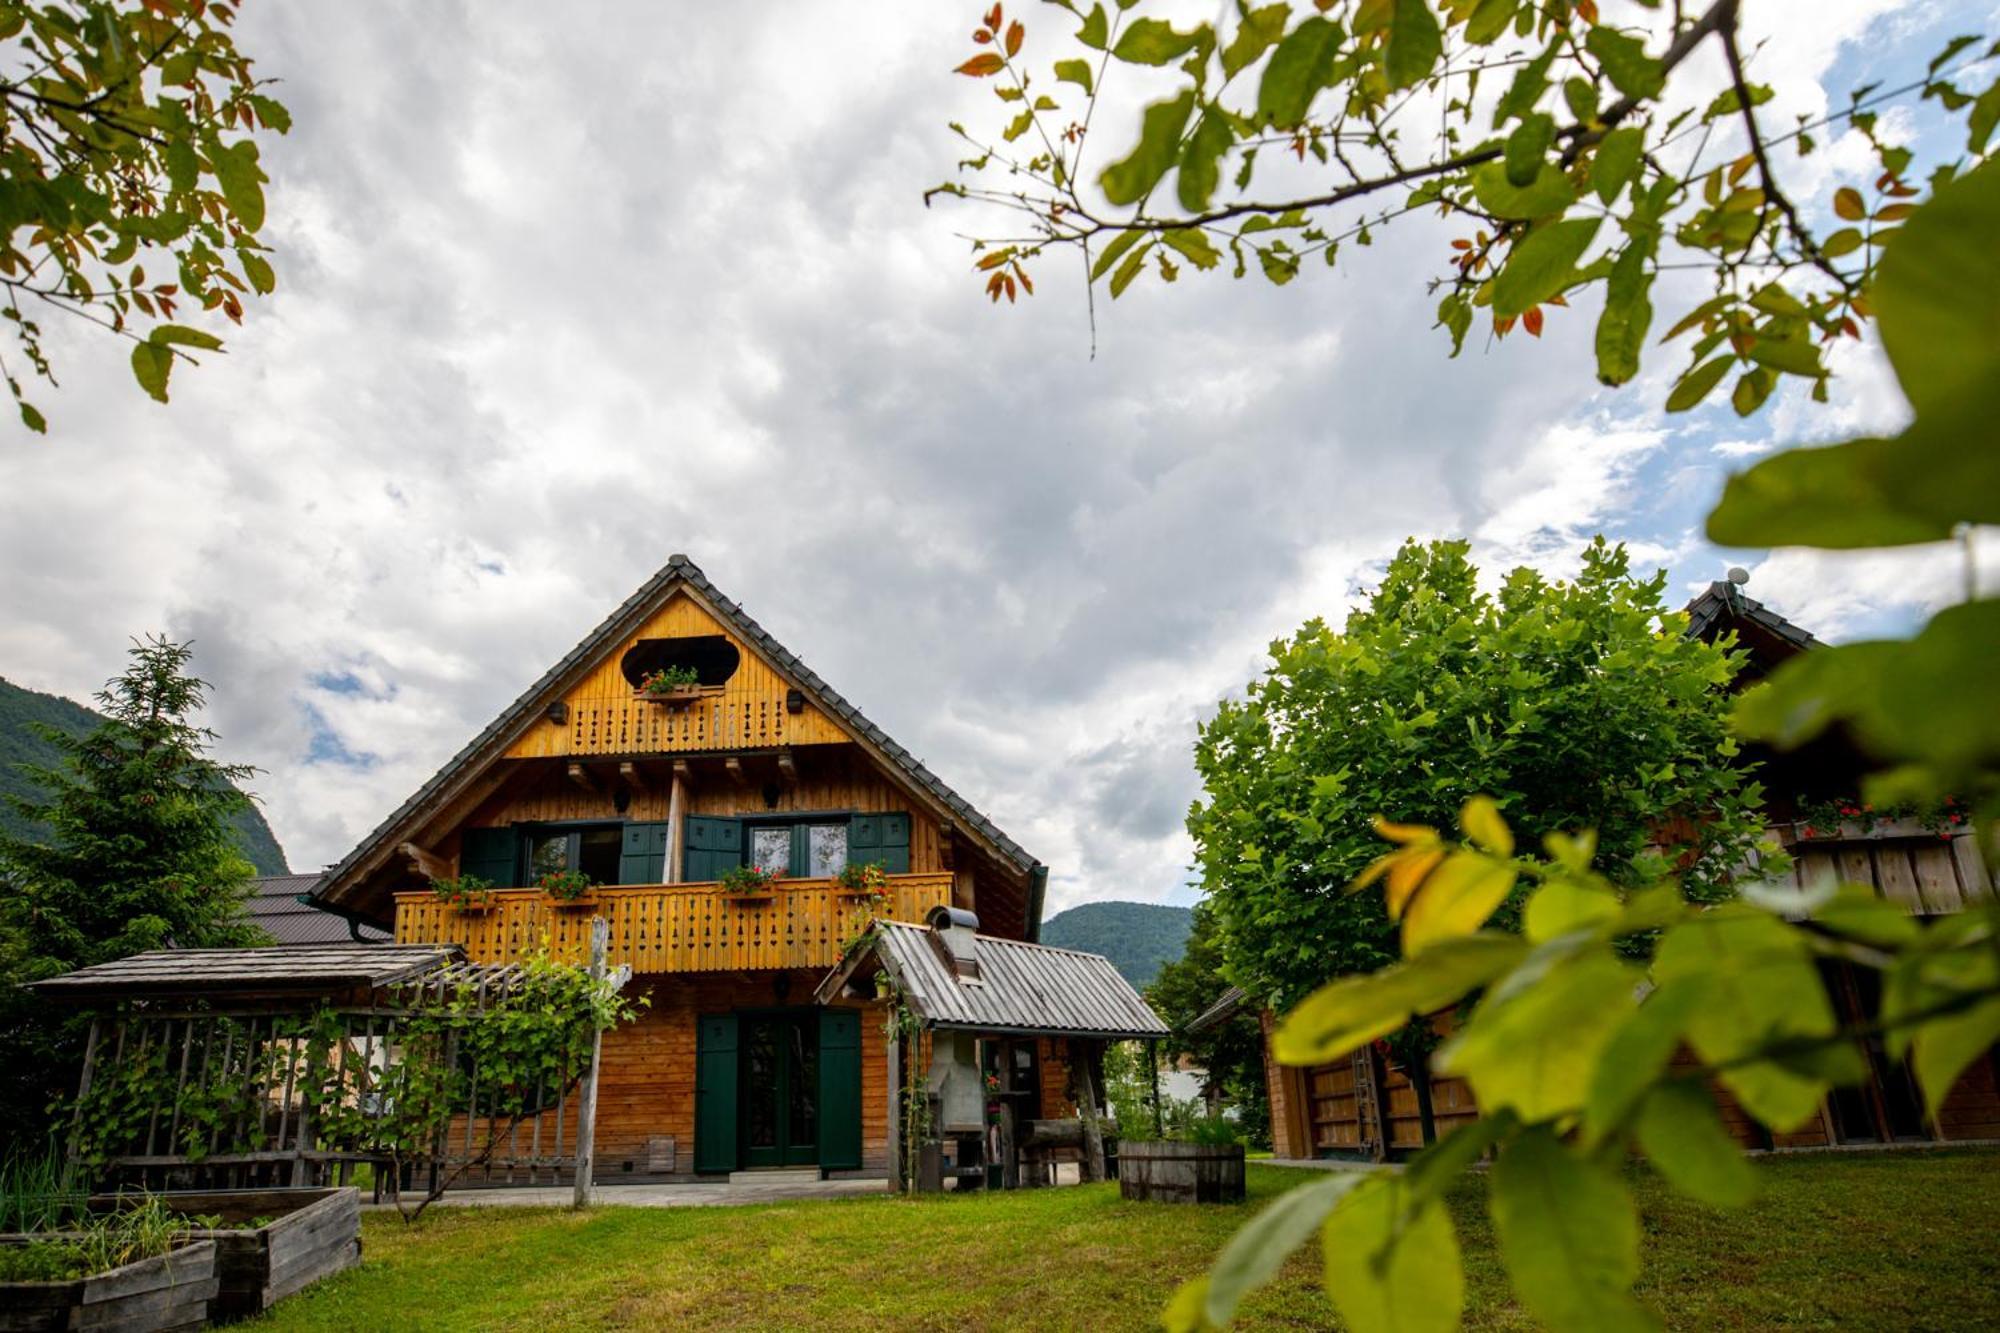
[0, 675, 290, 876]
[1040, 900, 1193, 988]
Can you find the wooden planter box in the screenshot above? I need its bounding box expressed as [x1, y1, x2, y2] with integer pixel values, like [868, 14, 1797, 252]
[444, 899, 496, 915]
[632, 686, 704, 706]
[543, 893, 600, 911]
[95, 1187, 361, 1323]
[1118, 1141, 1246, 1205]
[0, 1236, 216, 1333]
[722, 890, 777, 904]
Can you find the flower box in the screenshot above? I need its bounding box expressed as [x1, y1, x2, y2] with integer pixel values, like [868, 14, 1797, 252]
[722, 890, 777, 904]
[446, 898, 496, 916]
[632, 685, 705, 706]
[544, 893, 600, 911]
[0, 1235, 217, 1333]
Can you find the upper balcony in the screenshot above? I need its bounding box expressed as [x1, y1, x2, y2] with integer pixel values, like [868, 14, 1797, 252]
[393, 870, 954, 973]
[504, 683, 853, 760]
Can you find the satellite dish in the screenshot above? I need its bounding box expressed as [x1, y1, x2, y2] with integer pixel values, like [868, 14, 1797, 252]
[1726, 567, 1750, 586]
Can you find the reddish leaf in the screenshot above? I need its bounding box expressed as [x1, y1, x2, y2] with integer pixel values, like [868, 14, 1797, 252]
[956, 53, 1005, 76]
[1523, 305, 1545, 338]
[1005, 20, 1023, 57]
[985, 3, 1002, 32]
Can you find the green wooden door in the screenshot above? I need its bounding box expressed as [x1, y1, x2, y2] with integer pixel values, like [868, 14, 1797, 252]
[683, 816, 743, 882]
[740, 1013, 819, 1169]
[847, 813, 911, 874]
[459, 827, 518, 887]
[818, 1008, 863, 1171]
[694, 1014, 739, 1173]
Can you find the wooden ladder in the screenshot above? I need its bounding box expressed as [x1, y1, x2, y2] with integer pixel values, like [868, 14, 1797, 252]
[1352, 1048, 1388, 1162]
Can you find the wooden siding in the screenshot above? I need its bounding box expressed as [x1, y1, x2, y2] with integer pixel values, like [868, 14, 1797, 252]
[1783, 823, 1993, 915]
[503, 593, 850, 760]
[394, 872, 953, 973]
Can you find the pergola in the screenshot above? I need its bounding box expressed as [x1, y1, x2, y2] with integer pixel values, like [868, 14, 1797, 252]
[33, 935, 630, 1201]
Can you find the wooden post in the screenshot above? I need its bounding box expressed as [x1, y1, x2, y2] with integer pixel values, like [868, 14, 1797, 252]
[572, 917, 609, 1207]
[1149, 1038, 1163, 1138]
[1074, 1040, 1107, 1183]
[885, 1024, 903, 1193]
[665, 762, 690, 884]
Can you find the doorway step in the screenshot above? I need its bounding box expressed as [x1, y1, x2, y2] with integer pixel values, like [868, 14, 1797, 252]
[726, 1168, 821, 1187]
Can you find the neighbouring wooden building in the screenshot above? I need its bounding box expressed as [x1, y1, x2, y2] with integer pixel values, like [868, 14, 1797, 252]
[1255, 579, 1997, 1160]
[295, 554, 1141, 1183]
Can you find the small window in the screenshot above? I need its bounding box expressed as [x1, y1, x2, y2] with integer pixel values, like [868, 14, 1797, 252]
[619, 636, 740, 690]
[521, 823, 626, 885]
[750, 827, 792, 875]
[526, 832, 570, 881]
[805, 824, 848, 878]
[578, 827, 623, 884]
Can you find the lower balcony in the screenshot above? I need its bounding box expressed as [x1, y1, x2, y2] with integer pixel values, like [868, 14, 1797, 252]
[393, 870, 954, 972]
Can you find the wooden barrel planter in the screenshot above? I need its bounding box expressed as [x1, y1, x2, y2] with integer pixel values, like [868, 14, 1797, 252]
[0, 1236, 217, 1333]
[1117, 1141, 1246, 1205]
[90, 1187, 361, 1322]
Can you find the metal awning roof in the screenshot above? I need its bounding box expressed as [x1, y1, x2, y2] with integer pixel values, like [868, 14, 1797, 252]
[29, 944, 462, 1000]
[819, 921, 1168, 1040]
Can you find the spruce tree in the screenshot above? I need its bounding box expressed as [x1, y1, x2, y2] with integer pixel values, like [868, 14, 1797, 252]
[0, 637, 265, 1134]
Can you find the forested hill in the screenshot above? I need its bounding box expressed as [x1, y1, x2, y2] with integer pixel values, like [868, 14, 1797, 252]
[0, 675, 290, 876]
[1040, 900, 1193, 988]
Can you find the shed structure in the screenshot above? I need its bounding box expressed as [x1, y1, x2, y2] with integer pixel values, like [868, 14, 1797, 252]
[817, 906, 1167, 1192]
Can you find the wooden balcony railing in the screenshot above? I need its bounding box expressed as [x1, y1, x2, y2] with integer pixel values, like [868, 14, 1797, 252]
[393, 871, 954, 973]
[504, 684, 850, 760]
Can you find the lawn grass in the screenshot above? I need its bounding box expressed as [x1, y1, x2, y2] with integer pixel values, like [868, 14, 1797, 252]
[254, 1148, 2000, 1331]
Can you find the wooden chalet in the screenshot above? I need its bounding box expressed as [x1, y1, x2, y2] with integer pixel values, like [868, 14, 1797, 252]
[1259, 579, 1998, 1161]
[298, 554, 1141, 1184]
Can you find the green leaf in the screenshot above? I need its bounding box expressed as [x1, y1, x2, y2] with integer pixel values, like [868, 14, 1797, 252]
[1493, 41, 1558, 127]
[1586, 27, 1665, 100]
[1114, 17, 1209, 65]
[1273, 934, 1528, 1065]
[1322, 1176, 1463, 1333]
[1100, 91, 1195, 206]
[164, 137, 199, 194]
[240, 250, 277, 296]
[129, 341, 173, 403]
[1491, 1128, 1656, 1331]
[1812, 884, 1920, 948]
[1492, 217, 1599, 318]
[1435, 949, 1639, 1121]
[1706, 428, 1999, 548]
[1161, 227, 1223, 270]
[1108, 239, 1153, 296]
[1402, 852, 1516, 954]
[1665, 355, 1733, 412]
[1257, 17, 1343, 128]
[1636, 1080, 1760, 1207]
[1385, 0, 1442, 91]
[1504, 113, 1555, 187]
[1969, 77, 2000, 153]
[148, 324, 224, 351]
[1654, 907, 1836, 1131]
[1583, 978, 1707, 1144]
[1222, 5, 1290, 78]
[1464, 0, 1518, 45]
[1874, 158, 2000, 418]
[18, 400, 46, 433]
[1743, 333, 1822, 377]
[1470, 162, 1575, 219]
[1077, 3, 1110, 50]
[1090, 229, 1146, 281]
[1523, 877, 1620, 942]
[1054, 58, 1094, 94]
[209, 139, 266, 232]
[1405, 1110, 1516, 1202]
[248, 94, 292, 134]
[1593, 127, 1644, 204]
[1178, 112, 1235, 212]
[1594, 238, 1656, 386]
[1202, 1172, 1366, 1326]
[1162, 1276, 1212, 1333]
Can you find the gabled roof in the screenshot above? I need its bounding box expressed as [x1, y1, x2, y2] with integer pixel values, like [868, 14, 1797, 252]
[1684, 580, 1824, 652]
[1188, 985, 1250, 1033]
[247, 874, 389, 944]
[818, 919, 1168, 1039]
[315, 555, 1039, 923]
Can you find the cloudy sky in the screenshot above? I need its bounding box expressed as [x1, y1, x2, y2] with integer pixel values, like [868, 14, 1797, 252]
[1, 1, 1991, 913]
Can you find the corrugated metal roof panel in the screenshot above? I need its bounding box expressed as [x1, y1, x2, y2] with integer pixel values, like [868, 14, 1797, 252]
[868, 922, 1167, 1038]
[246, 875, 389, 944]
[31, 944, 460, 1000]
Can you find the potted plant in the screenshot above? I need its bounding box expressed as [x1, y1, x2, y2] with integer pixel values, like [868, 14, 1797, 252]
[833, 860, 889, 901]
[431, 873, 496, 914]
[633, 665, 703, 705]
[538, 867, 598, 909]
[720, 863, 782, 900]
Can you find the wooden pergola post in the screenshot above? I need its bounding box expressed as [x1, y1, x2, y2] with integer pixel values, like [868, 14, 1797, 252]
[1074, 1039, 1107, 1183]
[572, 917, 609, 1207]
[885, 1024, 903, 1192]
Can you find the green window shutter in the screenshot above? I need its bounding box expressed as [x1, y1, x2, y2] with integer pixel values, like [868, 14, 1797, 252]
[818, 1007, 863, 1172]
[459, 827, 517, 888]
[618, 821, 671, 885]
[682, 816, 742, 883]
[694, 1013, 739, 1173]
[849, 816, 881, 870]
[879, 813, 911, 874]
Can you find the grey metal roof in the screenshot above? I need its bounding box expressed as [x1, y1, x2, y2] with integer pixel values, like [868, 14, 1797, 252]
[316, 555, 1039, 923]
[1683, 582, 1824, 651]
[30, 944, 461, 1000]
[1188, 985, 1250, 1033]
[246, 875, 389, 945]
[828, 921, 1168, 1039]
